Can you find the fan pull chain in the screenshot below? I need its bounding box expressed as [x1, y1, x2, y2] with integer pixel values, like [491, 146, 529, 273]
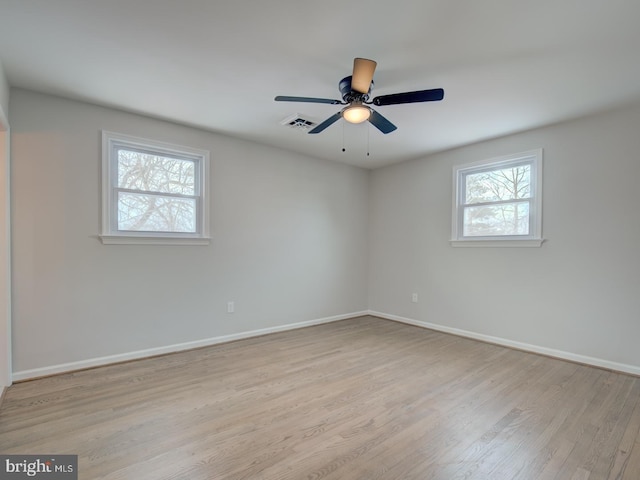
[367, 123, 370, 157]
[342, 121, 346, 152]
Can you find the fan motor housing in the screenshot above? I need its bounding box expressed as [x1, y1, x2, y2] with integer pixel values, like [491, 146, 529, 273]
[339, 76, 373, 103]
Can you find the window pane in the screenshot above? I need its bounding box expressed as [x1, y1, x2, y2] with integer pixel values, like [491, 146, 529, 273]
[117, 149, 195, 195]
[465, 164, 531, 204]
[463, 202, 530, 236]
[118, 192, 196, 233]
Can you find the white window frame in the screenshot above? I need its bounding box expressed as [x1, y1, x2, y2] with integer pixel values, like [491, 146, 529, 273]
[100, 131, 210, 245]
[451, 149, 543, 247]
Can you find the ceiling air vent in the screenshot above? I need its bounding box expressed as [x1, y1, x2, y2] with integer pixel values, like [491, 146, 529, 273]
[280, 114, 317, 132]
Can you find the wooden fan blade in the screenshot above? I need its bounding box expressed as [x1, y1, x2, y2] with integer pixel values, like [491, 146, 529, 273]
[308, 112, 342, 134]
[275, 96, 342, 105]
[352, 58, 377, 94]
[373, 88, 445, 106]
[368, 109, 397, 134]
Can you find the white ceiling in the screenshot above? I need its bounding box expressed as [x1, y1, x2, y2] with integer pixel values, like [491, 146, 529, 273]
[1, 0, 640, 169]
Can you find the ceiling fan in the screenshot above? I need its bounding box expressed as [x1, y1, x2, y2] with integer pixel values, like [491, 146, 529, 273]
[275, 58, 444, 134]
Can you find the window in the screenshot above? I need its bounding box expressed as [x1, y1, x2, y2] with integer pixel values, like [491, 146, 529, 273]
[451, 149, 543, 247]
[101, 131, 210, 245]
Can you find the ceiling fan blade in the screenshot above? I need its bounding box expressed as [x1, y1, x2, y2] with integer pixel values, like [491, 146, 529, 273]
[275, 96, 342, 105]
[372, 88, 444, 106]
[368, 109, 397, 134]
[308, 112, 343, 134]
[351, 58, 377, 94]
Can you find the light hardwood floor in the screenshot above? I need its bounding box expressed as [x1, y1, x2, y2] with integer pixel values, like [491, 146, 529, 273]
[1, 316, 640, 479]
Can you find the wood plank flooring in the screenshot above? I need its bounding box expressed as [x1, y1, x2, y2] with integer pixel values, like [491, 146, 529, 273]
[1, 316, 640, 479]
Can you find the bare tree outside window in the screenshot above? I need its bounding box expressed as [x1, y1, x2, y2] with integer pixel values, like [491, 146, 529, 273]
[117, 150, 197, 233]
[451, 150, 542, 246]
[101, 131, 210, 245]
[463, 164, 531, 236]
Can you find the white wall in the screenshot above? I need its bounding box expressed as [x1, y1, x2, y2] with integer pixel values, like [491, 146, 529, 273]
[10, 89, 369, 377]
[369, 102, 640, 371]
[10, 85, 640, 379]
[0, 61, 8, 121]
[0, 60, 10, 389]
[0, 129, 9, 388]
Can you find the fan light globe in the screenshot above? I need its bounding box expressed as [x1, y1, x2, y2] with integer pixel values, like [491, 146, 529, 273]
[343, 104, 371, 124]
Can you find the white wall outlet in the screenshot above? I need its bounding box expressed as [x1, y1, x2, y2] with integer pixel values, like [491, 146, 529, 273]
[227, 301, 235, 314]
[412, 293, 418, 303]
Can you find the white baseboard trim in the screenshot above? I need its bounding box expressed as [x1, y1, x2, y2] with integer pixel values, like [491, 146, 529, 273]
[369, 310, 640, 377]
[13, 311, 368, 382]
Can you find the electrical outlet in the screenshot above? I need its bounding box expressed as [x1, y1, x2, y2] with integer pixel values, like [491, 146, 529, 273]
[412, 293, 418, 303]
[227, 301, 235, 314]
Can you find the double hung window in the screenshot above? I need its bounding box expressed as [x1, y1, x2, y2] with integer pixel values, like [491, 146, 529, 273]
[451, 149, 543, 247]
[101, 132, 210, 245]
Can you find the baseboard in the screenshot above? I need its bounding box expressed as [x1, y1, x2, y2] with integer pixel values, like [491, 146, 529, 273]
[0, 386, 6, 408]
[15, 310, 639, 382]
[12, 311, 368, 381]
[369, 310, 640, 377]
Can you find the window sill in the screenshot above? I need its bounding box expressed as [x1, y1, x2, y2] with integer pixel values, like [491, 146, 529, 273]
[450, 238, 544, 248]
[100, 235, 211, 246]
